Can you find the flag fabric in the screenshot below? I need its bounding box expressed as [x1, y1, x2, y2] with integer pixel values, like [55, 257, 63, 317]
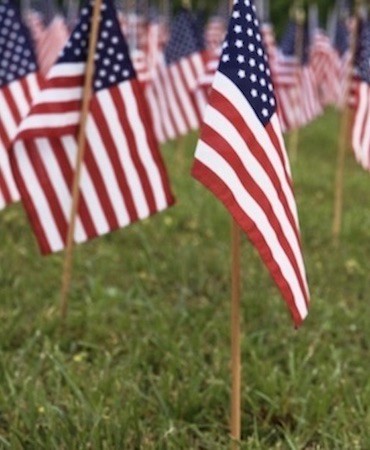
[192, 0, 310, 325]
[352, 20, 370, 171]
[276, 20, 322, 131]
[163, 8, 207, 138]
[0, 0, 42, 210]
[36, 15, 70, 75]
[10, 0, 175, 255]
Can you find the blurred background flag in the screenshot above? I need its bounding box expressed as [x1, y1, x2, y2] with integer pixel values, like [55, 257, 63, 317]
[10, 0, 175, 255]
[192, 0, 310, 325]
[0, 0, 42, 211]
[352, 19, 370, 171]
[163, 7, 207, 139]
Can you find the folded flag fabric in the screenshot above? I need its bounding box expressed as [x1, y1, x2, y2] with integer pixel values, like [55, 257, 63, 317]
[0, 0, 42, 210]
[10, 0, 175, 254]
[192, 0, 310, 325]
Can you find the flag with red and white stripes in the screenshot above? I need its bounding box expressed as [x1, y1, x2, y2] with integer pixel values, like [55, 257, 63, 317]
[163, 8, 207, 138]
[0, 0, 42, 210]
[192, 0, 310, 325]
[11, 0, 175, 254]
[352, 20, 370, 171]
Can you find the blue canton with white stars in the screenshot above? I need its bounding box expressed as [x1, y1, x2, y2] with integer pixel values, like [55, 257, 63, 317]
[0, 0, 38, 88]
[219, 0, 276, 125]
[354, 20, 370, 84]
[58, 0, 135, 92]
[165, 8, 204, 65]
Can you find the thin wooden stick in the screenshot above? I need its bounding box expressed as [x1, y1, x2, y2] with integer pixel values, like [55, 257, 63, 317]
[227, 1, 241, 445]
[230, 218, 242, 447]
[332, 0, 361, 242]
[60, 0, 103, 320]
[289, 1, 305, 162]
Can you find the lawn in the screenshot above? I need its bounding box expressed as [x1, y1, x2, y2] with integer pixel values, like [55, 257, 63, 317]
[0, 108, 369, 449]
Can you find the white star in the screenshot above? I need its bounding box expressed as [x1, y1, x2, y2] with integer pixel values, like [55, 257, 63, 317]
[251, 89, 258, 97]
[238, 69, 246, 78]
[237, 54, 245, 63]
[260, 78, 266, 86]
[259, 63, 265, 71]
[235, 39, 243, 48]
[222, 54, 230, 62]
[262, 108, 269, 117]
[247, 28, 253, 37]
[261, 93, 267, 102]
[234, 25, 242, 34]
[248, 43, 255, 52]
[232, 10, 240, 19]
[250, 74, 257, 82]
[270, 98, 275, 106]
[246, 13, 252, 21]
[223, 41, 229, 49]
[249, 58, 256, 67]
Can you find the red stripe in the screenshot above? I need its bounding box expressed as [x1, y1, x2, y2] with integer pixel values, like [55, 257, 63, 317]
[131, 80, 175, 207]
[90, 95, 139, 223]
[200, 122, 308, 308]
[111, 85, 157, 215]
[192, 159, 303, 327]
[31, 100, 81, 115]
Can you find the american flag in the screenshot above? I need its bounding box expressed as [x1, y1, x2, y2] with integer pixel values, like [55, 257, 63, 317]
[334, 17, 351, 107]
[192, 0, 310, 325]
[10, 0, 175, 255]
[310, 29, 340, 106]
[0, 0, 41, 210]
[352, 20, 370, 171]
[276, 21, 322, 131]
[163, 8, 207, 138]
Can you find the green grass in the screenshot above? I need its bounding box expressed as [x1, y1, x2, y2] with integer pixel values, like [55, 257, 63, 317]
[0, 109, 369, 449]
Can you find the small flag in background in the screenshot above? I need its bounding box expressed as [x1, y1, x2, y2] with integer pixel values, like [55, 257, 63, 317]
[352, 20, 370, 171]
[192, 0, 310, 325]
[0, 0, 42, 210]
[163, 8, 207, 138]
[11, 0, 175, 255]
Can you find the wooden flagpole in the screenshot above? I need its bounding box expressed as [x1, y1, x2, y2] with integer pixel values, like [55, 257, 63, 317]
[289, 0, 305, 162]
[60, 0, 103, 320]
[230, 219, 242, 447]
[228, 3, 242, 448]
[332, 0, 361, 242]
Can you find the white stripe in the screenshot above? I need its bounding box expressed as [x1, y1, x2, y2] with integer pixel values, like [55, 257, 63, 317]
[358, 88, 370, 169]
[34, 138, 87, 243]
[120, 82, 168, 211]
[180, 57, 198, 91]
[13, 140, 64, 252]
[26, 73, 41, 101]
[86, 114, 130, 227]
[97, 90, 150, 219]
[191, 52, 207, 79]
[195, 141, 308, 320]
[35, 87, 83, 104]
[47, 62, 85, 79]
[61, 135, 110, 239]
[0, 186, 5, 210]
[19, 112, 80, 133]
